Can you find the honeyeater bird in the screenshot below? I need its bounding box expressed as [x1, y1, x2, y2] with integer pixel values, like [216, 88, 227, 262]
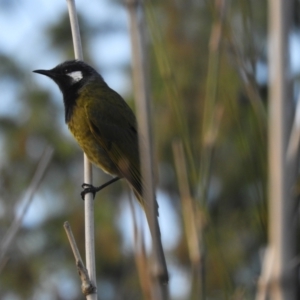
[33, 60, 168, 282]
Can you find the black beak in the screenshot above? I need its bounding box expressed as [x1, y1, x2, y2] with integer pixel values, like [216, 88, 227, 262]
[33, 69, 54, 78]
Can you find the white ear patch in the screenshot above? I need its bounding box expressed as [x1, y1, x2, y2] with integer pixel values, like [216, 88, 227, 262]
[67, 71, 83, 83]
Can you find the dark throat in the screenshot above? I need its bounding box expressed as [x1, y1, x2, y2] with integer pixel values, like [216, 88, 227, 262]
[62, 86, 80, 123]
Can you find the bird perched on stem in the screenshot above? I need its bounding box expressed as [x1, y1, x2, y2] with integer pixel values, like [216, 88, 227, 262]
[33, 60, 168, 282]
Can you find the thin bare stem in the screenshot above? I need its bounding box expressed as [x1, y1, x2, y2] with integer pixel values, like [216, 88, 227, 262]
[255, 247, 275, 300]
[125, 0, 169, 295]
[66, 1, 97, 299]
[64, 222, 96, 296]
[172, 140, 204, 299]
[199, 0, 226, 205]
[66, 0, 83, 60]
[268, 0, 296, 299]
[128, 195, 153, 300]
[286, 92, 300, 162]
[0, 146, 53, 270]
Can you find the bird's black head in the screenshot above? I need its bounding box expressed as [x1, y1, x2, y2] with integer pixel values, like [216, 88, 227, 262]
[33, 60, 105, 122]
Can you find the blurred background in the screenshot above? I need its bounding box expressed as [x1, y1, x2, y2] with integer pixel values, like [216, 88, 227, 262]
[0, 0, 300, 299]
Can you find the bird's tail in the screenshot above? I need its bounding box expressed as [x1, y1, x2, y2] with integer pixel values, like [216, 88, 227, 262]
[133, 188, 159, 217]
[132, 188, 168, 283]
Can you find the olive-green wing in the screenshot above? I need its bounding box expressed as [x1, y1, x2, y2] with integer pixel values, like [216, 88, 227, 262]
[83, 87, 144, 205]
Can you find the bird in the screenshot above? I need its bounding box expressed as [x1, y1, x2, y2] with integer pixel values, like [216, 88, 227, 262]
[33, 60, 168, 283]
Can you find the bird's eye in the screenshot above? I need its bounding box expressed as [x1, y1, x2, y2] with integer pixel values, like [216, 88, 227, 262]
[64, 68, 69, 74]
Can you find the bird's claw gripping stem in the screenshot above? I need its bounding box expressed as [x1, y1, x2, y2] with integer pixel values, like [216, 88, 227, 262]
[81, 183, 97, 200]
[81, 177, 121, 200]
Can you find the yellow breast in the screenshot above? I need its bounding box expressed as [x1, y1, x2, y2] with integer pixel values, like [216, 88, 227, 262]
[67, 101, 119, 176]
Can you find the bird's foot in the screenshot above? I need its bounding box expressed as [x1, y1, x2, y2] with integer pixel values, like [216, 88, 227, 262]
[81, 177, 121, 200]
[81, 183, 97, 200]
